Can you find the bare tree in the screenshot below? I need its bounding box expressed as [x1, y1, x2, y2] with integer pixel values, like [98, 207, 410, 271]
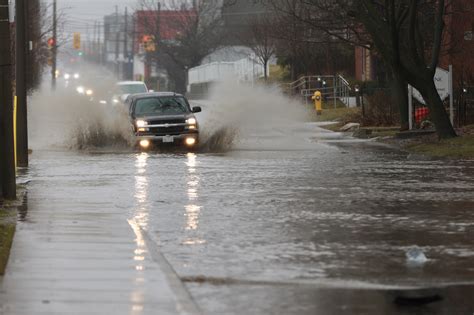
[242, 17, 276, 81]
[267, 0, 465, 138]
[137, 0, 225, 93]
[264, 1, 408, 128]
[27, 0, 49, 92]
[352, 0, 458, 138]
[23, 0, 68, 92]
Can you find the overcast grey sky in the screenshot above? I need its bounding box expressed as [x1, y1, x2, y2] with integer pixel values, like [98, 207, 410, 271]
[58, 0, 139, 40]
[58, 0, 188, 41]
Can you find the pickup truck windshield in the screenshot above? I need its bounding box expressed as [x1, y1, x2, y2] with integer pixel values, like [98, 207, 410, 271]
[134, 97, 189, 116]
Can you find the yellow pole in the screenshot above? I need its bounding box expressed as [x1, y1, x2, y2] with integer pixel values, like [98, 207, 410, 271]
[13, 95, 17, 172]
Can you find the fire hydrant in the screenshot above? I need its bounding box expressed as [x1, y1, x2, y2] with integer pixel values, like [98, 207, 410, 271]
[312, 91, 322, 115]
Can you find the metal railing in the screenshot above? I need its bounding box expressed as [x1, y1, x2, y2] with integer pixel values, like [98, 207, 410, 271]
[284, 75, 352, 108]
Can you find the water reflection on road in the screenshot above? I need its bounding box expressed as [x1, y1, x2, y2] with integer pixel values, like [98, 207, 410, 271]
[134, 124, 474, 313]
[27, 122, 474, 314]
[128, 152, 150, 315]
[183, 153, 205, 246]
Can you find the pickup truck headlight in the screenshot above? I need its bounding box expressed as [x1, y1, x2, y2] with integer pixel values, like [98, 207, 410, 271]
[186, 118, 197, 125]
[136, 120, 148, 128]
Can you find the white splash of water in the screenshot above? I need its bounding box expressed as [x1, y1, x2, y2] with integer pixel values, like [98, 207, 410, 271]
[192, 80, 312, 152]
[28, 68, 132, 150]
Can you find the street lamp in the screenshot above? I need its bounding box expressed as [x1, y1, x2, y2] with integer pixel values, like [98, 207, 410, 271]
[354, 84, 361, 109]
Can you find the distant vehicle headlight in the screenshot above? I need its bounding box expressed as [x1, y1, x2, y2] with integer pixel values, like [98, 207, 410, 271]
[136, 120, 148, 128]
[73, 73, 80, 79]
[64, 73, 70, 80]
[99, 100, 107, 105]
[86, 89, 93, 96]
[112, 99, 120, 104]
[76, 86, 85, 94]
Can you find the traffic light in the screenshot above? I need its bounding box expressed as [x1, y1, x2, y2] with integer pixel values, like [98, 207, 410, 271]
[142, 35, 156, 52]
[73, 33, 81, 50]
[47, 37, 55, 49]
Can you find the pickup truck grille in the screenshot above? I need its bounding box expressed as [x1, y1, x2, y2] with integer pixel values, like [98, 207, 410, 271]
[137, 118, 192, 136]
[149, 126, 185, 135]
[149, 119, 185, 125]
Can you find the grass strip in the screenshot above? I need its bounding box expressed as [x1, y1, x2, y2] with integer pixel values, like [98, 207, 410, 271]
[406, 136, 474, 159]
[0, 209, 16, 275]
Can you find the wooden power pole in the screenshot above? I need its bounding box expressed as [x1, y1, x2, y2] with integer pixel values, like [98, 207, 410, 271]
[123, 7, 128, 80]
[0, 0, 17, 199]
[115, 5, 120, 78]
[51, 0, 57, 90]
[16, 0, 28, 167]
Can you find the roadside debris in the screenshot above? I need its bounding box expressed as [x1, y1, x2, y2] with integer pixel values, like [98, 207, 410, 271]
[406, 246, 428, 266]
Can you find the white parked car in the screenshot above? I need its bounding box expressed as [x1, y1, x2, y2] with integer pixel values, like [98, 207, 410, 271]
[111, 81, 149, 105]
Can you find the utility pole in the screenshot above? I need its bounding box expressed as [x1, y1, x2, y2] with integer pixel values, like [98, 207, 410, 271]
[85, 23, 89, 57]
[131, 14, 136, 80]
[92, 21, 96, 61]
[51, 0, 57, 90]
[95, 21, 100, 63]
[98, 22, 103, 65]
[0, 0, 17, 199]
[123, 7, 128, 80]
[16, 0, 28, 167]
[115, 5, 120, 78]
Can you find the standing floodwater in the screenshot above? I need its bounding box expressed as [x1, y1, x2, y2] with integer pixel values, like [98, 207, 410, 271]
[20, 78, 474, 314]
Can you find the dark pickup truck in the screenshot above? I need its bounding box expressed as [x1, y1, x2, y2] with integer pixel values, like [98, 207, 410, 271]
[126, 92, 202, 149]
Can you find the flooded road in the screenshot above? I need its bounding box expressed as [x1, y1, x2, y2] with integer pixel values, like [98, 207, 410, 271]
[21, 82, 474, 313]
[24, 120, 474, 314]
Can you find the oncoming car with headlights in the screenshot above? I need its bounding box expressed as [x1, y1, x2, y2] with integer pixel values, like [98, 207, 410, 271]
[128, 92, 202, 149]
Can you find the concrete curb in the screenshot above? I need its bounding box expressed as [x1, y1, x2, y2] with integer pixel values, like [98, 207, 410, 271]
[129, 219, 202, 315]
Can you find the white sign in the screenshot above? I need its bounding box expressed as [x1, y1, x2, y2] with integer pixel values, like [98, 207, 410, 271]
[9, 0, 15, 22]
[465, 31, 473, 41]
[411, 67, 450, 105]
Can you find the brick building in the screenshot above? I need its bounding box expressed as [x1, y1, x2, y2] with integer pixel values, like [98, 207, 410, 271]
[355, 1, 474, 87]
[441, 0, 474, 86]
[354, 46, 375, 82]
[133, 9, 196, 89]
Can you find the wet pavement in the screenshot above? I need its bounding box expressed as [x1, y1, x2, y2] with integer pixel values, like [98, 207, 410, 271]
[0, 151, 201, 315]
[1, 98, 474, 313]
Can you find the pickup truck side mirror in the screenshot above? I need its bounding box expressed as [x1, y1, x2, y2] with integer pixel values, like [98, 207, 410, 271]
[192, 106, 202, 113]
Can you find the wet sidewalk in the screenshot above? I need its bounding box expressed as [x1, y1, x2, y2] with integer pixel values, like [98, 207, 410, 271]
[0, 153, 201, 315]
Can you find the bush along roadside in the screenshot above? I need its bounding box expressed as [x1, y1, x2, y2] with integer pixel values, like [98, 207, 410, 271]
[0, 187, 27, 275]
